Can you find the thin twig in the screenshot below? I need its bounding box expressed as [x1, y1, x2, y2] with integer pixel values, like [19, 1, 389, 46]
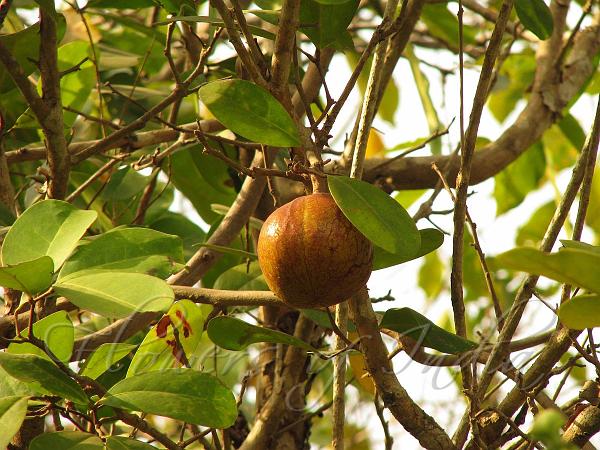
[75, 2, 107, 138]
[374, 395, 394, 450]
[451, 0, 514, 399]
[431, 163, 504, 330]
[230, 0, 268, 76]
[468, 94, 600, 448]
[209, 0, 267, 88]
[66, 157, 123, 203]
[370, 120, 453, 172]
[132, 167, 159, 225]
[71, 27, 221, 165]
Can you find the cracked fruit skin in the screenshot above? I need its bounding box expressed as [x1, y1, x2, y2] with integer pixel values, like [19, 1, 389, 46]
[257, 193, 373, 308]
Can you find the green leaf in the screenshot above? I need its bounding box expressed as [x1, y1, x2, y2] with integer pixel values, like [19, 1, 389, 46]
[558, 113, 586, 150]
[198, 79, 300, 147]
[0, 256, 53, 295]
[379, 308, 478, 354]
[529, 410, 571, 449]
[0, 365, 45, 398]
[154, 0, 197, 14]
[558, 294, 600, 329]
[59, 228, 184, 280]
[147, 212, 206, 260]
[495, 247, 600, 293]
[394, 189, 426, 209]
[494, 142, 546, 215]
[516, 201, 556, 247]
[372, 228, 443, 271]
[301, 309, 356, 332]
[347, 52, 399, 125]
[0, 14, 66, 91]
[8, 311, 74, 363]
[328, 176, 420, 255]
[105, 436, 158, 450]
[1, 200, 97, 268]
[79, 343, 136, 379]
[0, 353, 88, 404]
[127, 300, 210, 377]
[54, 271, 174, 319]
[418, 251, 445, 299]
[100, 368, 237, 428]
[101, 167, 147, 201]
[246, 8, 279, 26]
[300, 0, 359, 48]
[0, 202, 15, 227]
[0, 25, 41, 93]
[515, 0, 554, 40]
[30, 431, 104, 450]
[406, 45, 440, 152]
[489, 52, 536, 123]
[207, 316, 317, 352]
[213, 261, 268, 290]
[168, 145, 237, 223]
[587, 70, 600, 95]
[201, 217, 246, 288]
[587, 174, 600, 235]
[560, 240, 600, 254]
[462, 229, 488, 302]
[543, 122, 580, 171]
[421, 3, 477, 49]
[57, 41, 95, 128]
[0, 396, 29, 449]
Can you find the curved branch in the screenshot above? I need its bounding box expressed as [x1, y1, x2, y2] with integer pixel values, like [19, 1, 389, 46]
[5, 119, 224, 164]
[563, 404, 600, 447]
[349, 287, 456, 450]
[362, 17, 600, 190]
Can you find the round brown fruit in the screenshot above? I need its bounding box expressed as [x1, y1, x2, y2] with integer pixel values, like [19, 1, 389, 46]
[257, 193, 373, 309]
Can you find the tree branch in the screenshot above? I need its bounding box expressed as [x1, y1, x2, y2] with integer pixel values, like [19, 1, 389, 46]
[0, 140, 15, 214]
[69, 51, 339, 362]
[39, 8, 70, 199]
[270, 0, 300, 108]
[6, 20, 597, 195]
[238, 314, 317, 450]
[563, 404, 600, 447]
[362, 16, 600, 190]
[209, 0, 268, 88]
[350, 0, 399, 180]
[168, 152, 267, 286]
[349, 287, 456, 450]
[172, 286, 282, 306]
[467, 80, 600, 450]
[450, 0, 513, 408]
[6, 120, 223, 164]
